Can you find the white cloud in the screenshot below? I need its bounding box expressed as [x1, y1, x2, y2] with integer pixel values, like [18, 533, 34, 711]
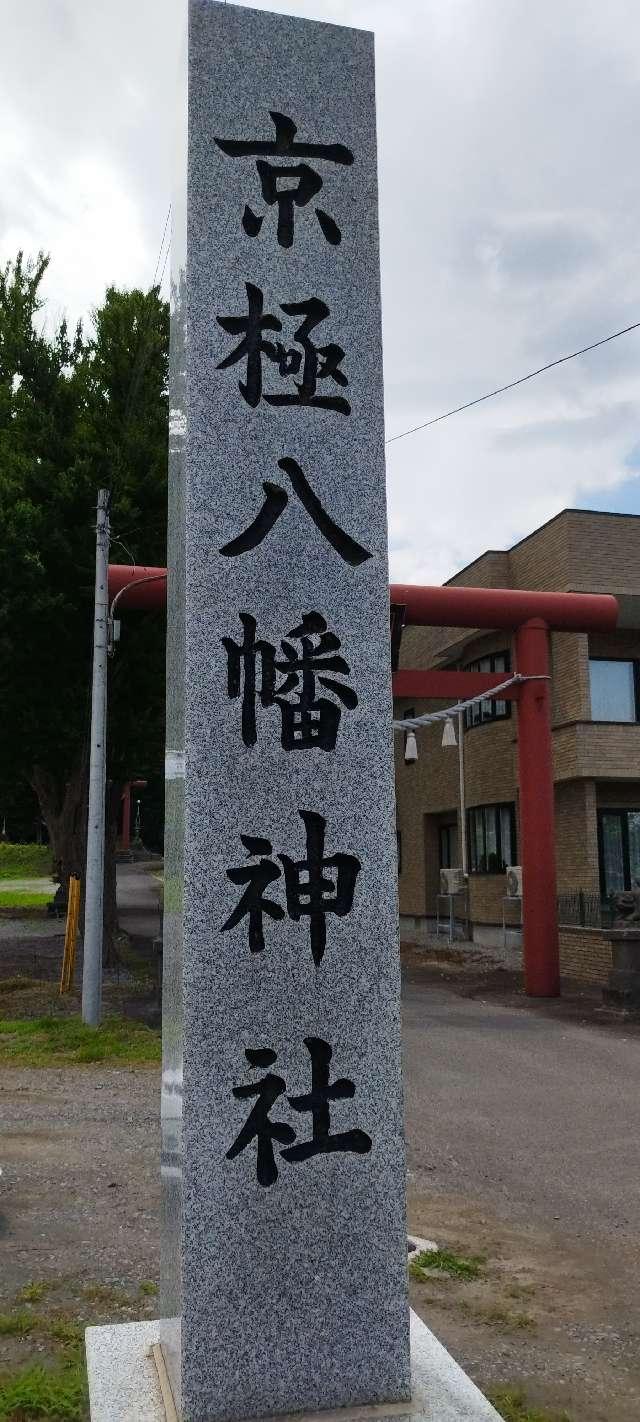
[2, 0, 640, 580]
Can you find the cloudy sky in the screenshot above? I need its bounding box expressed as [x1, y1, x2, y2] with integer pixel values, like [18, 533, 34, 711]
[2, 0, 639, 583]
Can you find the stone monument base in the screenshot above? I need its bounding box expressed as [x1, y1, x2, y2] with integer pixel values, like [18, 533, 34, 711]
[603, 930, 640, 1008]
[85, 1311, 501, 1422]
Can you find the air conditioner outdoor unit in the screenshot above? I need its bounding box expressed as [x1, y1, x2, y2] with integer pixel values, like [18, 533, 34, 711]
[506, 865, 523, 899]
[440, 867, 465, 896]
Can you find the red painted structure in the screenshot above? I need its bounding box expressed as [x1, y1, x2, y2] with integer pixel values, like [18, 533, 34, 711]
[120, 779, 147, 853]
[390, 584, 618, 998]
[109, 565, 167, 612]
[108, 564, 618, 997]
[390, 583, 617, 634]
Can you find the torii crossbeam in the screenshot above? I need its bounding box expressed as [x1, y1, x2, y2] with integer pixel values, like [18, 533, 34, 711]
[108, 564, 617, 997]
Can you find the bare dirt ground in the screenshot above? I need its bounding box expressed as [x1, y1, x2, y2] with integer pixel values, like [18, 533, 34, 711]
[1, 945, 639, 1419]
[0, 1065, 160, 1389]
[403, 944, 640, 1421]
[409, 1188, 640, 1422]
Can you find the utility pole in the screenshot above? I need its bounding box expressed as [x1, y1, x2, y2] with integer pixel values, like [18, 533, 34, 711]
[82, 489, 110, 1026]
[457, 709, 467, 875]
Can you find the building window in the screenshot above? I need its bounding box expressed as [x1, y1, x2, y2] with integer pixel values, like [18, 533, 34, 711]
[589, 659, 639, 722]
[464, 651, 511, 728]
[467, 803, 516, 874]
[439, 824, 458, 869]
[598, 810, 640, 897]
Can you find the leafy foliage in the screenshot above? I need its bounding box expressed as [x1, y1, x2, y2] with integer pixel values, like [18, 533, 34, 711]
[0, 253, 169, 944]
[0, 1356, 87, 1421]
[0, 844, 52, 878]
[0, 252, 168, 792]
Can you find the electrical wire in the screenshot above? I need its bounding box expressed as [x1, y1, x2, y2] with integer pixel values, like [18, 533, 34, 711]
[157, 238, 171, 292]
[152, 205, 171, 289]
[385, 318, 640, 446]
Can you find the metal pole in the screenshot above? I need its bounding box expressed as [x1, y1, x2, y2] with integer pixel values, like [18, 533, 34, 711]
[515, 618, 560, 996]
[82, 489, 110, 1025]
[457, 710, 467, 874]
[457, 709, 470, 940]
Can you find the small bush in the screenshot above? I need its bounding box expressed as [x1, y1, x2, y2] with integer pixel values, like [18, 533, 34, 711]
[0, 844, 52, 879]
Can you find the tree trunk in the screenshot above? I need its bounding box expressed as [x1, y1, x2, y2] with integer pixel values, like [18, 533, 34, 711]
[30, 760, 87, 889]
[30, 760, 121, 969]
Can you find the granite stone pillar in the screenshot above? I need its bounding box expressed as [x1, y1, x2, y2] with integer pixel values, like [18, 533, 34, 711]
[161, 5, 410, 1419]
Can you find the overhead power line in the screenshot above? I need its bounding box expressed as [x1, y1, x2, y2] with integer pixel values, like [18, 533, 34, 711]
[157, 237, 171, 291]
[152, 204, 171, 289]
[385, 317, 640, 447]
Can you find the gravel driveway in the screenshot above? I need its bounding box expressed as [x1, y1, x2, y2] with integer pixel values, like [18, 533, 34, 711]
[1, 966, 640, 1419]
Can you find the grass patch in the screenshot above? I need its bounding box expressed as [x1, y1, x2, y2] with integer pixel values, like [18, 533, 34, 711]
[15, 1283, 49, 1305]
[0, 1306, 82, 1349]
[0, 1311, 37, 1337]
[0, 844, 52, 879]
[115, 940, 156, 984]
[0, 978, 37, 995]
[481, 1305, 534, 1330]
[0, 1354, 86, 1421]
[81, 1284, 130, 1307]
[0, 1014, 161, 1067]
[488, 1386, 572, 1422]
[0, 891, 50, 909]
[0, 1276, 162, 1421]
[45, 1318, 84, 1348]
[409, 1247, 485, 1282]
[139, 1281, 158, 1297]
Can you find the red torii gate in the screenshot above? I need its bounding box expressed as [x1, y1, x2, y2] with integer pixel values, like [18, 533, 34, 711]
[108, 565, 618, 998]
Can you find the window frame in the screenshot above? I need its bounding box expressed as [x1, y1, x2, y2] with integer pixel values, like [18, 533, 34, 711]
[439, 823, 458, 870]
[467, 801, 517, 875]
[463, 650, 512, 730]
[597, 808, 640, 896]
[588, 657, 640, 723]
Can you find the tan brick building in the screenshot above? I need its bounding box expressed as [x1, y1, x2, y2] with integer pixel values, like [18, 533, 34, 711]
[394, 509, 640, 978]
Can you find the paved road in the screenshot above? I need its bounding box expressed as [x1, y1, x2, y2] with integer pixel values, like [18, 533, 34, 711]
[402, 979, 640, 1249]
[116, 861, 163, 941]
[0, 877, 56, 893]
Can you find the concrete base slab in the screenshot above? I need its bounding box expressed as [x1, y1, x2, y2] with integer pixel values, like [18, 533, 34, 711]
[86, 1311, 501, 1422]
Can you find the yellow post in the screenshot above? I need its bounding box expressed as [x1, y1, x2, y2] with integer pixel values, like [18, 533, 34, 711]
[60, 876, 81, 994]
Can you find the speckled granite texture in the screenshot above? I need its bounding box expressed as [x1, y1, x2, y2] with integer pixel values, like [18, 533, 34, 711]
[164, 4, 410, 1419]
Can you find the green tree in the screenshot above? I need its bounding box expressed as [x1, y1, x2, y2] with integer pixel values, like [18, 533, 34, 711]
[0, 252, 168, 955]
